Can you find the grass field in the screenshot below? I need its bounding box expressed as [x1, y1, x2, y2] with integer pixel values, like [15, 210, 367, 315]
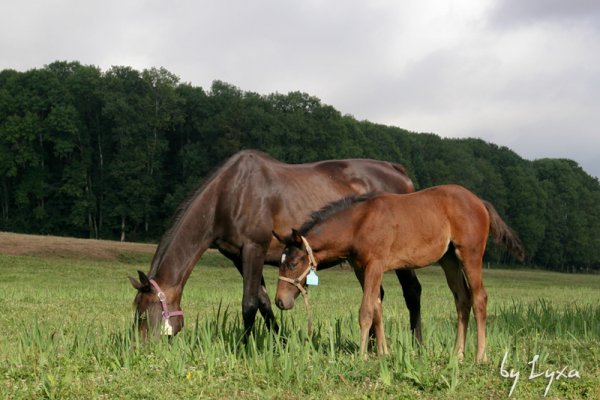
[0, 234, 599, 399]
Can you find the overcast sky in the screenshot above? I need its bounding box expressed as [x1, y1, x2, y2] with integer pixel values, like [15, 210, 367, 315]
[2, 0, 599, 178]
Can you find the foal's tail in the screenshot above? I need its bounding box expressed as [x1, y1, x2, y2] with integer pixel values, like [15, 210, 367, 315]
[482, 200, 525, 261]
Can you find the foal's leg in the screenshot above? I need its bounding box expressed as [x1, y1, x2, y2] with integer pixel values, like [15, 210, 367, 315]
[355, 265, 420, 349]
[372, 292, 388, 355]
[439, 252, 472, 361]
[458, 252, 488, 363]
[352, 265, 376, 350]
[359, 265, 386, 357]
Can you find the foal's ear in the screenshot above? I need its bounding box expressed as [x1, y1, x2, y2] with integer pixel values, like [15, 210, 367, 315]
[272, 230, 285, 244]
[291, 229, 303, 246]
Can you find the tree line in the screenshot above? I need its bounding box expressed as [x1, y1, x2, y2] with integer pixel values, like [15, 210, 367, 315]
[1, 61, 599, 272]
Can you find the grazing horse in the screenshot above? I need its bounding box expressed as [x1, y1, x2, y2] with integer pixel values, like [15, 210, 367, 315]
[129, 150, 422, 340]
[275, 185, 524, 362]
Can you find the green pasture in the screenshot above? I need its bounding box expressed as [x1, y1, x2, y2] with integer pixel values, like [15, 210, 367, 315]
[0, 252, 599, 399]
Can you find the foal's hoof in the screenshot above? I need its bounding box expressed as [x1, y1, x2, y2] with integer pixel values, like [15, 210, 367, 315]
[476, 354, 488, 364]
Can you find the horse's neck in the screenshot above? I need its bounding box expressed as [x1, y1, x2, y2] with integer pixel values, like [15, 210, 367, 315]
[151, 191, 217, 290]
[152, 236, 210, 290]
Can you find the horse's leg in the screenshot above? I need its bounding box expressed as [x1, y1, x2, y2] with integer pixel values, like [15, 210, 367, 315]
[359, 265, 385, 357]
[439, 251, 472, 361]
[238, 242, 273, 339]
[257, 275, 279, 333]
[395, 269, 422, 344]
[456, 249, 488, 363]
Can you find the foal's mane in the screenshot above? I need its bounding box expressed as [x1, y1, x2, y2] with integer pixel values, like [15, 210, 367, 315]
[298, 192, 377, 235]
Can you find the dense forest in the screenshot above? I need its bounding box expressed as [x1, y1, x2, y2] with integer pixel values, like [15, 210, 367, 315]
[1, 61, 599, 272]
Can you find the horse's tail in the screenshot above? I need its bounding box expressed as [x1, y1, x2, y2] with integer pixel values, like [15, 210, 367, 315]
[482, 200, 525, 261]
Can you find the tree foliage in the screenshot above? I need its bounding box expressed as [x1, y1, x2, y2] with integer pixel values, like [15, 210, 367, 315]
[1, 62, 599, 272]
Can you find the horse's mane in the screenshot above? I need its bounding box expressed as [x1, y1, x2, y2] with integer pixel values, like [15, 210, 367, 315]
[298, 192, 378, 235]
[150, 150, 274, 274]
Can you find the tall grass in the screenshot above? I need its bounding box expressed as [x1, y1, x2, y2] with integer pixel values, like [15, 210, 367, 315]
[1, 254, 599, 399]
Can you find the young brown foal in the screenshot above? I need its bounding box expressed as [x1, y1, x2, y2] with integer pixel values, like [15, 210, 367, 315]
[275, 185, 524, 362]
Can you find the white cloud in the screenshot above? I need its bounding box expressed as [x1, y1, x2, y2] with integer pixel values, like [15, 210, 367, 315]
[1, 0, 599, 178]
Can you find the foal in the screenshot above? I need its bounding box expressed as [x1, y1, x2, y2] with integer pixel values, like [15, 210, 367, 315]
[275, 185, 523, 362]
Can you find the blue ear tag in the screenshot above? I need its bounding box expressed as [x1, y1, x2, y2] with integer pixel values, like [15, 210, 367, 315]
[306, 268, 319, 286]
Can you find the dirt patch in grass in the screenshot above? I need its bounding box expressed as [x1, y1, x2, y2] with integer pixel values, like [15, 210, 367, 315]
[0, 232, 157, 263]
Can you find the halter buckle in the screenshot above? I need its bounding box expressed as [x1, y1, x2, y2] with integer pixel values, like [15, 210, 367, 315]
[149, 279, 184, 321]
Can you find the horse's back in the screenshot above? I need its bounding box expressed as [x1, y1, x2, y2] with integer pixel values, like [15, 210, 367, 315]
[311, 158, 413, 194]
[217, 151, 414, 219]
[209, 151, 414, 260]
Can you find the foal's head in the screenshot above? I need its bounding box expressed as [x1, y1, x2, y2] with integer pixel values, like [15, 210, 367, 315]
[274, 229, 313, 310]
[128, 271, 184, 340]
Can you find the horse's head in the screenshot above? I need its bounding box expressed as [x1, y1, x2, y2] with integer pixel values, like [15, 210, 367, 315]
[274, 229, 314, 310]
[128, 271, 184, 340]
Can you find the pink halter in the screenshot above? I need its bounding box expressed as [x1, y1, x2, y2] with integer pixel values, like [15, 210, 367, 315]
[149, 279, 184, 319]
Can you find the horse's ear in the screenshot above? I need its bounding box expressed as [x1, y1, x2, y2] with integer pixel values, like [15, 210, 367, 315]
[137, 270, 151, 286]
[291, 229, 303, 246]
[272, 230, 285, 244]
[129, 276, 142, 290]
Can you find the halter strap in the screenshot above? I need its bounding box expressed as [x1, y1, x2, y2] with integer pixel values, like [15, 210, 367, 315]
[278, 268, 314, 335]
[300, 236, 318, 270]
[277, 235, 318, 335]
[149, 279, 184, 320]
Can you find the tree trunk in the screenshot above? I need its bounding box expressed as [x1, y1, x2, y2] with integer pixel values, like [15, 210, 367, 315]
[1, 178, 8, 223]
[97, 129, 104, 236]
[120, 216, 126, 242]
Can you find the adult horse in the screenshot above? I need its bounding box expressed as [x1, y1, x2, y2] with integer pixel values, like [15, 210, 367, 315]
[275, 185, 524, 362]
[129, 150, 421, 340]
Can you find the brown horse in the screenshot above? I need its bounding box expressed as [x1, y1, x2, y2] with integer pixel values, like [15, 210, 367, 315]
[128, 150, 423, 340]
[275, 185, 524, 362]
